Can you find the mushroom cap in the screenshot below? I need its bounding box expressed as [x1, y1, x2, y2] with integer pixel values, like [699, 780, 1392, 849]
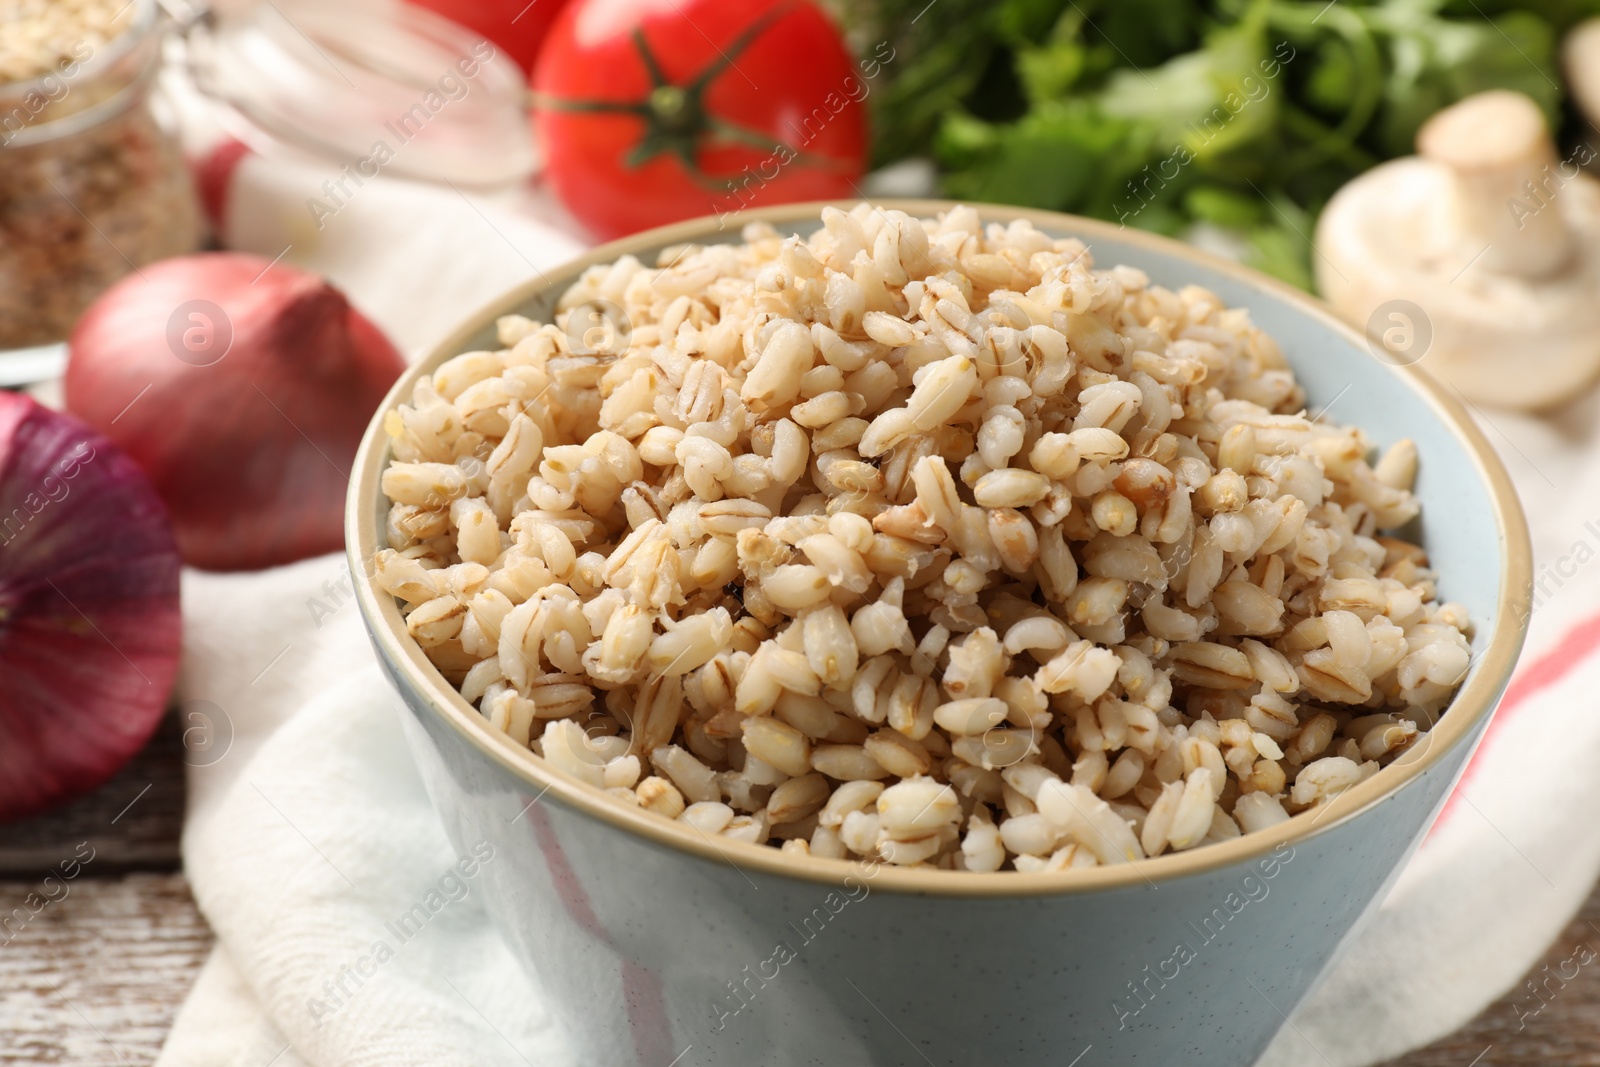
[1315, 156, 1600, 410]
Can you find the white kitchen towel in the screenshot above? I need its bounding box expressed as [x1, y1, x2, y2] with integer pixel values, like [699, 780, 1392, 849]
[150, 134, 1600, 1067]
[164, 647, 573, 1067]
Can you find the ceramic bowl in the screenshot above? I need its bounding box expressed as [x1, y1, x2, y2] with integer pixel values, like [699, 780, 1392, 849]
[348, 201, 1531, 1067]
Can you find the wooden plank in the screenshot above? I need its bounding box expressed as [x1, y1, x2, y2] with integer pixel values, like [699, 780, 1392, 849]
[0, 712, 187, 878]
[0, 872, 211, 1066]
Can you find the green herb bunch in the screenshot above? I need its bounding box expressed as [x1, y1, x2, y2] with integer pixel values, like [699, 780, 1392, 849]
[845, 0, 1587, 289]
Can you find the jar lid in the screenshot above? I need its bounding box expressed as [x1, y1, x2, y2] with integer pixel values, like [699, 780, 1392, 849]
[185, 0, 537, 188]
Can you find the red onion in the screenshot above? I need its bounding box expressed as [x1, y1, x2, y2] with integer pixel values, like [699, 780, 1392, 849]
[64, 253, 407, 571]
[0, 392, 181, 822]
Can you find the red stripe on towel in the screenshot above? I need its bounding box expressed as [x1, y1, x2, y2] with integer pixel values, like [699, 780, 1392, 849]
[1429, 611, 1600, 837]
[1495, 612, 1600, 713]
[193, 138, 252, 232]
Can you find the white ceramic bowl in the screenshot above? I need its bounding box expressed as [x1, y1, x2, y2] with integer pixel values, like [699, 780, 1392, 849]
[348, 202, 1531, 1066]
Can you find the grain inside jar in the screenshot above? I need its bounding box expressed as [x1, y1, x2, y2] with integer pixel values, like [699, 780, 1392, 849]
[0, 0, 202, 348]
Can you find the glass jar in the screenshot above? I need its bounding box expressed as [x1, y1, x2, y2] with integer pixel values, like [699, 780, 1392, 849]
[186, 0, 538, 188]
[0, 0, 203, 349]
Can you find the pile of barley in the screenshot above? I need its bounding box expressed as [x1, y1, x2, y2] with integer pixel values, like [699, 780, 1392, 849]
[375, 204, 1472, 873]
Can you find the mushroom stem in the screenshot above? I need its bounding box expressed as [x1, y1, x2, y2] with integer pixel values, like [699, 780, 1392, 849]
[1417, 90, 1572, 278]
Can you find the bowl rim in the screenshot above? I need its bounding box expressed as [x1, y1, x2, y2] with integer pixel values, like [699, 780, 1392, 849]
[347, 199, 1532, 897]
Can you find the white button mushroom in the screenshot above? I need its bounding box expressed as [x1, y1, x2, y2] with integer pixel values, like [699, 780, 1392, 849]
[1315, 90, 1600, 410]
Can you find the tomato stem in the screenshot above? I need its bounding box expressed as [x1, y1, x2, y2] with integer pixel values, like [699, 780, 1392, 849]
[538, 2, 844, 186]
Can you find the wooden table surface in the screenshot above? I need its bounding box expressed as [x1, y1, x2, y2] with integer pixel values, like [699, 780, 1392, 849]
[0, 715, 1594, 1066]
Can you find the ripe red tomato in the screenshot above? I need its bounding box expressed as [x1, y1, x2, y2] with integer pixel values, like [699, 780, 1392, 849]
[408, 0, 572, 76]
[532, 0, 869, 238]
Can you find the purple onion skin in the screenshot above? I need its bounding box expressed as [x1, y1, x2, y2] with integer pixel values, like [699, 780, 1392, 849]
[0, 392, 182, 823]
